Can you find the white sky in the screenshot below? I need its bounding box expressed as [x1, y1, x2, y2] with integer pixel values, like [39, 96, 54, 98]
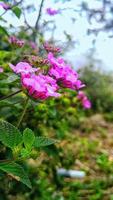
[0, 0, 113, 71]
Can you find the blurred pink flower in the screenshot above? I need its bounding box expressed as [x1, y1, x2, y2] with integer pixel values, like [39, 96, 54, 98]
[9, 36, 25, 47]
[43, 42, 61, 53]
[48, 52, 85, 90]
[9, 62, 38, 75]
[0, 67, 3, 73]
[82, 98, 91, 109]
[46, 8, 59, 16]
[29, 41, 39, 53]
[0, 2, 10, 10]
[77, 91, 91, 109]
[22, 74, 60, 100]
[29, 41, 37, 49]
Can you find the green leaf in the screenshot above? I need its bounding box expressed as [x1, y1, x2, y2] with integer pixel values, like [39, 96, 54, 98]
[0, 26, 9, 36]
[0, 162, 32, 188]
[20, 148, 30, 158]
[6, 74, 19, 84]
[0, 120, 22, 149]
[12, 7, 22, 18]
[23, 128, 35, 150]
[0, 50, 12, 60]
[33, 136, 57, 148]
[0, 101, 14, 107]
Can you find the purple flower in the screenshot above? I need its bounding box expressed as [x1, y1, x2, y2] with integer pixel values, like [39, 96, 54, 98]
[43, 42, 61, 53]
[9, 62, 38, 75]
[77, 91, 91, 109]
[29, 41, 39, 53]
[22, 74, 61, 100]
[48, 52, 85, 90]
[0, 2, 10, 10]
[46, 8, 59, 16]
[29, 41, 37, 49]
[0, 67, 3, 73]
[82, 98, 91, 109]
[9, 36, 25, 48]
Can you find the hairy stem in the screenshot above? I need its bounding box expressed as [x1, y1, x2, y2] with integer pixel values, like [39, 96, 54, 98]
[17, 97, 29, 128]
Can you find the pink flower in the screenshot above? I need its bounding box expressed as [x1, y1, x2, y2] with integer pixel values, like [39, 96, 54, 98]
[9, 36, 25, 47]
[77, 91, 91, 109]
[46, 8, 59, 16]
[9, 62, 38, 75]
[29, 41, 39, 53]
[43, 42, 61, 53]
[48, 53, 85, 90]
[82, 98, 91, 109]
[0, 2, 10, 10]
[0, 67, 3, 73]
[22, 74, 60, 100]
[29, 41, 37, 49]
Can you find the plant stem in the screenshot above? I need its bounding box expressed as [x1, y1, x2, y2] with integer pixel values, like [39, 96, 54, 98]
[35, 0, 45, 30]
[17, 97, 29, 128]
[0, 90, 22, 101]
[0, 159, 14, 163]
[0, 157, 26, 163]
[33, 0, 45, 42]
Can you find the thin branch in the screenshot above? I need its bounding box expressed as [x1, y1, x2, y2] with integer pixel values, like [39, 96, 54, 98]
[35, 0, 45, 30]
[13, 0, 23, 7]
[23, 11, 33, 29]
[33, 0, 45, 42]
[0, 10, 7, 17]
[0, 90, 22, 101]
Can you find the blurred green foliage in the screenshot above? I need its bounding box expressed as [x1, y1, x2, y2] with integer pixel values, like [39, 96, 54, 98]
[80, 65, 113, 113]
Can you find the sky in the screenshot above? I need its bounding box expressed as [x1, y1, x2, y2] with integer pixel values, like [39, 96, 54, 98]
[0, 0, 113, 71]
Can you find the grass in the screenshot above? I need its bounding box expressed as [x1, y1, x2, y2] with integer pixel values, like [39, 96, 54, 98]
[53, 114, 113, 200]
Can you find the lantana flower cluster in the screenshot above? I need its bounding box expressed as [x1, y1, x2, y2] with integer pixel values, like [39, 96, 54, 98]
[9, 36, 39, 53]
[48, 53, 85, 90]
[9, 52, 91, 108]
[9, 36, 25, 48]
[43, 42, 61, 53]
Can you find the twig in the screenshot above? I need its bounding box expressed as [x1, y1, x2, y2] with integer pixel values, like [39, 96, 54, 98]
[0, 90, 22, 101]
[33, 0, 45, 42]
[35, 0, 45, 30]
[23, 11, 33, 29]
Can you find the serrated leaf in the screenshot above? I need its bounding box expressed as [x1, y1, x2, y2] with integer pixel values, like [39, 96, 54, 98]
[0, 120, 22, 149]
[33, 137, 57, 147]
[21, 148, 30, 158]
[12, 7, 21, 18]
[23, 128, 35, 150]
[0, 162, 32, 188]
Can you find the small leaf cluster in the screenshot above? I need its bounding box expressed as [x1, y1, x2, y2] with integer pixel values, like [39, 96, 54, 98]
[0, 120, 57, 188]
